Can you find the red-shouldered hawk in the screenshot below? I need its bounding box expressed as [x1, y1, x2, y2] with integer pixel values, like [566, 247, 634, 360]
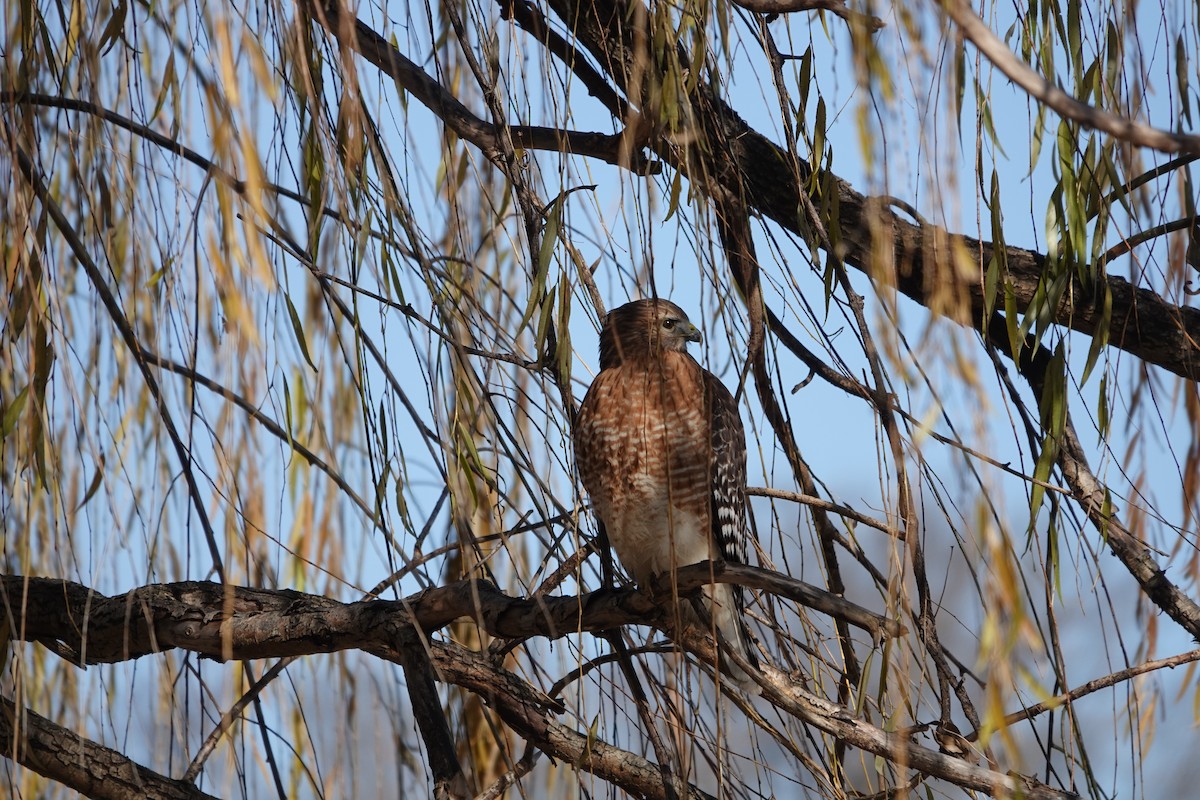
[574, 298, 760, 692]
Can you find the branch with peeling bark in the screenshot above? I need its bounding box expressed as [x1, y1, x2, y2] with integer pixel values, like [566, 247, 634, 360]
[0, 697, 221, 800]
[0, 564, 898, 667]
[2, 569, 1077, 799]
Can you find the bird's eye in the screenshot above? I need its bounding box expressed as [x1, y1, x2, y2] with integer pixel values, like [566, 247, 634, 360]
[662, 318, 676, 330]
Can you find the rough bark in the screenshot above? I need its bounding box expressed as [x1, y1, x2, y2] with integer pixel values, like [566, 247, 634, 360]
[0, 565, 894, 667]
[0, 697, 221, 800]
[520, 0, 1200, 380]
[1, 572, 1074, 799]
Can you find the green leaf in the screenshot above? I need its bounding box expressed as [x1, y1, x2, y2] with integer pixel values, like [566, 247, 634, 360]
[556, 271, 573, 383]
[954, 37, 966, 134]
[152, 51, 176, 120]
[1080, 281, 1111, 385]
[374, 463, 392, 520]
[1045, 517, 1061, 588]
[146, 255, 174, 288]
[1030, 341, 1068, 521]
[1066, 0, 1083, 84]
[984, 170, 1007, 317]
[97, 0, 127, 55]
[1028, 104, 1047, 174]
[977, 84, 1007, 158]
[282, 373, 295, 451]
[285, 292, 317, 370]
[812, 97, 826, 168]
[1099, 489, 1113, 540]
[1, 384, 30, 438]
[536, 285, 557, 358]
[1177, 34, 1193, 126]
[520, 195, 563, 336]
[798, 47, 813, 116]
[1003, 284, 1021, 361]
[74, 456, 106, 512]
[1029, 433, 1057, 524]
[537, 197, 562, 281]
[379, 399, 389, 461]
[664, 170, 684, 223]
[1096, 373, 1109, 441]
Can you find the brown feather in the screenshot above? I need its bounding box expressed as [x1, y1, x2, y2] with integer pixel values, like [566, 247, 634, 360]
[575, 299, 760, 692]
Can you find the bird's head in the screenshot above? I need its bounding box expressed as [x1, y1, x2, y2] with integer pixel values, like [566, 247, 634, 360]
[598, 298, 702, 369]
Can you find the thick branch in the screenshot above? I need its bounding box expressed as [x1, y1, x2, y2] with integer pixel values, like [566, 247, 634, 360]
[2, 573, 1064, 798]
[0, 696, 220, 800]
[532, 0, 1200, 380]
[399, 636, 470, 799]
[431, 641, 715, 800]
[0, 565, 898, 667]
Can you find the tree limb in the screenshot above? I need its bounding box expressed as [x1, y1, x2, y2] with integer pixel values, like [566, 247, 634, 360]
[728, 0, 884, 30]
[964, 648, 1200, 741]
[983, 315, 1200, 639]
[1, 571, 1076, 797]
[527, 0, 1200, 380]
[309, 0, 659, 174]
[939, 0, 1200, 155]
[0, 696, 221, 800]
[0, 565, 898, 669]
[757, 668, 1077, 800]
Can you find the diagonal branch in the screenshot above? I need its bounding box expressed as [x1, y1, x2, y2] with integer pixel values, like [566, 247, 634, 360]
[308, 0, 659, 174]
[432, 641, 716, 800]
[399, 635, 471, 798]
[0, 696, 221, 800]
[984, 314, 1200, 638]
[756, 668, 1076, 800]
[728, 0, 884, 30]
[939, 0, 1200, 155]
[965, 648, 1200, 741]
[518, 0, 1200, 380]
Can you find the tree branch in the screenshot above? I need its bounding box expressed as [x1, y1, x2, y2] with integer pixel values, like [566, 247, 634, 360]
[530, 0, 1200, 380]
[309, 0, 659, 174]
[0, 564, 898, 669]
[399, 635, 470, 799]
[728, 0, 884, 30]
[939, 0, 1200, 155]
[984, 314, 1200, 639]
[0, 696, 220, 800]
[431, 641, 715, 800]
[965, 648, 1200, 741]
[2, 572, 1074, 797]
[756, 668, 1077, 800]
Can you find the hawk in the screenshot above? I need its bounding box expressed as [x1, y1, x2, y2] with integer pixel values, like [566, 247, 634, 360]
[574, 298, 760, 692]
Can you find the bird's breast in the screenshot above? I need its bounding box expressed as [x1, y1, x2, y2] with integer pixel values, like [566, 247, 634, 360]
[575, 364, 716, 583]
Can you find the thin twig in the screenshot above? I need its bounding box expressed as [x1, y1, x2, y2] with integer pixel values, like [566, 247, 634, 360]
[966, 649, 1200, 740]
